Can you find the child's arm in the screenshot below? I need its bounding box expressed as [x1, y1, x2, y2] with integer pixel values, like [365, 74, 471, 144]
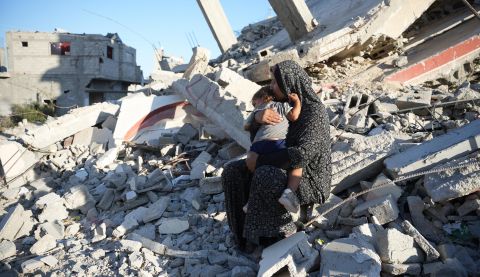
[286, 93, 301, 122]
[287, 167, 302, 192]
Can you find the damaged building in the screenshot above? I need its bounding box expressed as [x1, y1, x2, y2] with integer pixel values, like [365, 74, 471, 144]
[0, 0, 480, 276]
[0, 31, 143, 115]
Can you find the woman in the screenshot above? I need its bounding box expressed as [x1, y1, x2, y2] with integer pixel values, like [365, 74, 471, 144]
[222, 60, 331, 249]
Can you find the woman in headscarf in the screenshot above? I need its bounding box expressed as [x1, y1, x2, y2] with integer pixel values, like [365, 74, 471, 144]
[222, 60, 331, 249]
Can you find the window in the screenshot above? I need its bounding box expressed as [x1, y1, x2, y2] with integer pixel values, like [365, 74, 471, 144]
[22, 41, 28, 47]
[89, 93, 105, 104]
[51, 42, 71, 55]
[107, 46, 113, 59]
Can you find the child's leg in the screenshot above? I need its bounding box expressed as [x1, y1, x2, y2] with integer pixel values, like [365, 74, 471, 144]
[287, 168, 302, 192]
[279, 168, 302, 213]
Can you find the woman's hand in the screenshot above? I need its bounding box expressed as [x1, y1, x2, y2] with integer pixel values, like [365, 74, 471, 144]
[255, 108, 282, 125]
[246, 151, 259, 172]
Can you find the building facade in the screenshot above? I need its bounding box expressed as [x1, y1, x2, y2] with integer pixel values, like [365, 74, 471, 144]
[0, 31, 142, 114]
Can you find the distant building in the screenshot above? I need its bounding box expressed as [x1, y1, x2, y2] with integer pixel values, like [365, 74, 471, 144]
[0, 31, 143, 114]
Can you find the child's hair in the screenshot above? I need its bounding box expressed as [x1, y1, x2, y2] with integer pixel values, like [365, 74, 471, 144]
[251, 86, 274, 107]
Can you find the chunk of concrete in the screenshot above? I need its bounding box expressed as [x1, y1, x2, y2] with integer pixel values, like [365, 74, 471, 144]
[364, 173, 402, 201]
[142, 196, 170, 223]
[407, 196, 444, 243]
[21, 258, 45, 273]
[37, 220, 65, 240]
[127, 233, 167, 255]
[63, 184, 96, 214]
[331, 132, 400, 193]
[183, 47, 211, 80]
[424, 151, 480, 202]
[395, 89, 432, 113]
[385, 119, 480, 178]
[214, 67, 243, 87]
[120, 239, 143, 253]
[72, 127, 114, 149]
[401, 220, 440, 262]
[199, 176, 223, 195]
[352, 194, 399, 225]
[173, 75, 252, 149]
[381, 263, 421, 276]
[311, 194, 342, 229]
[20, 102, 119, 149]
[30, 234, 56, 255]
[0, 240, 16, 260]
[0, 204, 25, 241]
[40, 255, 58, 267]
[376, 228, 423, 264]
[0, 141, 39, 186]
[158, 218, 189, 234]
[258, 232, 318, 277]
[173, 123, 198, 145]
[320, 235, 381, 277]
[457, 199, 480, 216]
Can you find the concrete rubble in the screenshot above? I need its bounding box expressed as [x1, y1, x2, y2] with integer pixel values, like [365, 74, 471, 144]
[1, 0, 480, 276]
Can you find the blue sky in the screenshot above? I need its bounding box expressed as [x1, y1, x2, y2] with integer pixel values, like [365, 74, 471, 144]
[0, 0, 274, 77]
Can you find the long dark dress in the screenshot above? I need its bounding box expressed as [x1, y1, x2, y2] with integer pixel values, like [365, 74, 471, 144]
[222, 61, 331, 247]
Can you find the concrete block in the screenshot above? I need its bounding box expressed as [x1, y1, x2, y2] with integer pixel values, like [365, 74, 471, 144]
[214, 67, 243, 87]
[320, 235, 381, 277]
[158, 218, 189, 234]
[120, 239, 143, 253]
[20, 102, 119, 149]
[21, 257, 45, 273]
[258, 232, 318, 277]
[97, 188, 115, 210]
[173, 75, 251, 149]
[352, 195, 399, 225]
[351, 223, 383, 245]
[199, 176, 223, 195]
[381, 263, 421, 276]
[0, 240, 16, 260]
[72, 127, 114, 149]
[311, 194, 342, 229]
[95, 147, 119, 169]
[407, 196, 444, 243]
[424, 151, 480, 202]
[331, 132, 399, 193]
[364, 173, 402, 202]
[127, 233, 167, 255]
[385, 119, 480, 178]
[401, 220, 440, 262]
[30, 234, 56, 255]
[0, 204, 25, 241]
[173, 123, 198, 145]
[268, 0, 316, 41]
[37, 221, 65, 240]
[142, 196, 170, 223]
[183, 47, 210, 80]
[63, 184, 96, 214]
[40, 255, 58, 267]
[101, 115, 117, 131]
[395, 89, 432, 112]
[457, 199, 480, 216]
[191, 151, 212, 168]
[92, 222, 107, 243]
[376, 228, 423, 264]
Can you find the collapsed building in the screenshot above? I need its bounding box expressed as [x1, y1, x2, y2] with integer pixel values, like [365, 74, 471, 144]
[0, 31, 143, 115]
[1, 0, 480, 276]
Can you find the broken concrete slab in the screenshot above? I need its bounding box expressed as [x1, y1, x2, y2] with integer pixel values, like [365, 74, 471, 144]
[376, 228, 424, 264]
[21, 257, 45, 273]
[258, 232, 318, 277]
[385, 119, 480, 178]
[214, 67, 243, 87]
[352, 194, 399, 225]
[0, 141, 39, 184]
[407, 196, 444, 243]
[20, 102, 119, 149]
[63, 184, 96, 214]
[331, 132, 400, 193]
[381, 263, 421, 276]
[173, 123, 198, 145]
[157, 218, 189, 235]
[401, 220, 440, 262]
[424, 151, 480, 202]
[0, 240, 16, 260]
[30, 234, 56, 255]
[72, 127, 114, 149]
[268, 0, 317, 42]
[183, 47, 211, 80]
[199, 177, 223, 195]
[173, 74, 253, 149]
[0, 204, 26, 241]
[142, 196, 170, 223]
[311, 194, 342, 229]
[319, 235, 381, 277]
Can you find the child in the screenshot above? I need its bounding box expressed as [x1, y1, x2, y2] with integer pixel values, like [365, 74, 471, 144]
[244, 86, 302, 213]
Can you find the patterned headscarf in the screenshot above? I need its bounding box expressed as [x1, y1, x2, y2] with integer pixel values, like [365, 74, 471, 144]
[272, 60, 320, 104]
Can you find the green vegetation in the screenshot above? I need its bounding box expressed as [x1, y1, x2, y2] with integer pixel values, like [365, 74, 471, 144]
[0, 103, 55, 132]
